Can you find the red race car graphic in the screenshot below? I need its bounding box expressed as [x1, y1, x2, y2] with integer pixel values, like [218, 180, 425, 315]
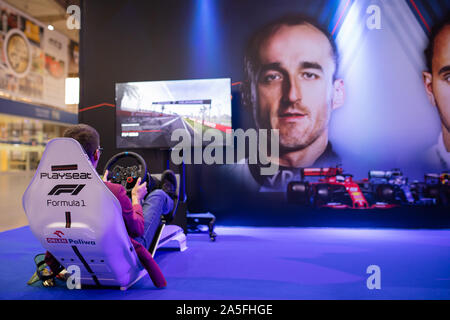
[287, 167, 397, 209]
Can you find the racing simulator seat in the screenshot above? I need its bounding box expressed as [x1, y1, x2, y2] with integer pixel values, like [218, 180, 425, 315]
[23, 138, 186, 290]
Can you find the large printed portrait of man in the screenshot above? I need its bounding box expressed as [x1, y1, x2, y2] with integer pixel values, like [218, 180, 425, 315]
[237, 14, 345, 191]
[422, 14, 450, 171]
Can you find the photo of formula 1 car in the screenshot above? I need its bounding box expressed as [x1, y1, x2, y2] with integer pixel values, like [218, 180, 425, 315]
[287, 167, 397, 209]
[410, 172, 449, 206]
[357, 169, 416, 205]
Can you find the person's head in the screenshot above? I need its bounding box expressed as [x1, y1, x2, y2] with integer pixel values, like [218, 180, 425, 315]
[423, 14, 450, 133]
[63, 124, 101, 168]
[242, 14, 345, 152]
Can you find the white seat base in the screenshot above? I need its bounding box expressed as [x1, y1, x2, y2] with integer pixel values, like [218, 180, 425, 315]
[157, 225, 187, 252]
[120, 269, 148, 291]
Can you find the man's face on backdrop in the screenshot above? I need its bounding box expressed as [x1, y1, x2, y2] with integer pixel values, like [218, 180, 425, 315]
[256, 23, 343, 151]
[424, 25, 450, 132]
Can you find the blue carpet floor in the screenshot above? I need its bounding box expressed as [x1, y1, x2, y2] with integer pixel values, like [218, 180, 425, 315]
[0, 226, 449, 300]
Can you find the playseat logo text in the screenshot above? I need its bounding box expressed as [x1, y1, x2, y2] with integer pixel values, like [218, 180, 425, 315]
[40, 172, 92, 179]
[48, 184, 85, 196]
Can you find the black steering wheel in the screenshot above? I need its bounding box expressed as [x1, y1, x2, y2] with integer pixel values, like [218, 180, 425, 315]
[103, 151, 148, 193]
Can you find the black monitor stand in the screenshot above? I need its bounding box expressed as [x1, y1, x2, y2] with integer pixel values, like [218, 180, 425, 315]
[158, 148, 187, 233]
[162, 148, 216, 241]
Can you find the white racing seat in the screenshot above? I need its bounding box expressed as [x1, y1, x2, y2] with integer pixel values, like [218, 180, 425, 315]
[22, 138, 147, 290]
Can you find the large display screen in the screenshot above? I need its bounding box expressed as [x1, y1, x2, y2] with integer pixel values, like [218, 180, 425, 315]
[115, 78, 232, 149]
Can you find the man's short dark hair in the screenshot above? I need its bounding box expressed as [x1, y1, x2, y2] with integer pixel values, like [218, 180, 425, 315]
[424, 13, 450, 72]
[242, 14, 340, 117]
[63, 124, 99, 160]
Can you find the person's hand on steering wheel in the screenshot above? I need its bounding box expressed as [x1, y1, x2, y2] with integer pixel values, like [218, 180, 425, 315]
[104, 169, 147, 204]
[103, 151, 148, 195]
[102, 169, 111, 182]
[131, 177, 147, 206]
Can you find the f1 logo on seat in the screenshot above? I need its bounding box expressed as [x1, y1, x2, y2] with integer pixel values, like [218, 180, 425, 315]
[48, 184, 85, 196]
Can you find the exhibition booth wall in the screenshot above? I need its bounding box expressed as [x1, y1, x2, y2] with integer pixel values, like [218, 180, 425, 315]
[79, 0, 450, 226]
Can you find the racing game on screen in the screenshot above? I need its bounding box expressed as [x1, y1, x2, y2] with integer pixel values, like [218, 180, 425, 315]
[115, 78, 232, 148]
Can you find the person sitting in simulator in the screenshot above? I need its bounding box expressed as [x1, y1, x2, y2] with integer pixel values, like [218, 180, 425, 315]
[44, 124, 178, 288]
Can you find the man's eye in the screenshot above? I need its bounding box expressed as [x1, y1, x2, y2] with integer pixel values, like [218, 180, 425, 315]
[444, 74, 450, 83]
[302, 72, 318, 80]
[262, 73, 282, 83]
